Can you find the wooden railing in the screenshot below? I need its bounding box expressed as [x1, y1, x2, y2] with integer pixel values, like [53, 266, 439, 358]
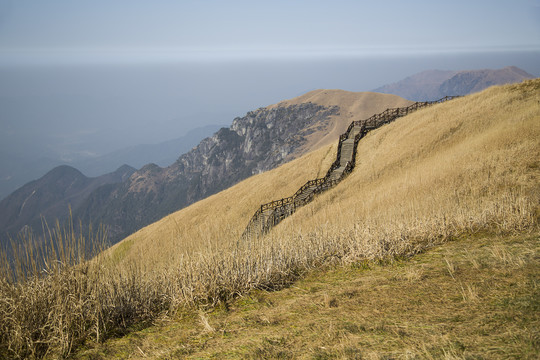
[241, 96, 459, 239]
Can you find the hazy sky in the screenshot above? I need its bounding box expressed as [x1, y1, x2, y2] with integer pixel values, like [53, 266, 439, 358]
[0, 0, 539, 188]
[0, 0, 539, 64]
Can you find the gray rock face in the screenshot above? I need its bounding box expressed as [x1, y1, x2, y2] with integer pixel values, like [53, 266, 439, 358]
[179, 103, 338, 175]
[76, 103, 339, 243]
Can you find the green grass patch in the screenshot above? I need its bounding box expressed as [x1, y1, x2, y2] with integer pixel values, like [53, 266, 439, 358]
[72, 232, 539, 359]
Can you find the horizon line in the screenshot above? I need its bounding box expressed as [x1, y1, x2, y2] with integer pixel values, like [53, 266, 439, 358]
[1, 45, 539, 66]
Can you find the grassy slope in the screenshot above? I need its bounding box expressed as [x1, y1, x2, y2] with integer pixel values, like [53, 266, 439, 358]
[271, 80, 539, 242]
[108, 142, 339, 269]
[4, 80, 534, 359]
[110, 89, 414, 270]
[112, 80, 539, 271]
[78, 79, 540, 358]
[76, 232, 539, 359]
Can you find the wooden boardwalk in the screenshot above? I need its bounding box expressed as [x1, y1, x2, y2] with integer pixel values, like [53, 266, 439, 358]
[241, 96, 459, 240]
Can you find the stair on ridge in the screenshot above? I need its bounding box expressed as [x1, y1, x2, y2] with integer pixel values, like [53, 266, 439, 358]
[340, 139, 355, 166]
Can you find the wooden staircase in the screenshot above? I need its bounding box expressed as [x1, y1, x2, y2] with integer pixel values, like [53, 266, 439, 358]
[242, 96, 459, 240]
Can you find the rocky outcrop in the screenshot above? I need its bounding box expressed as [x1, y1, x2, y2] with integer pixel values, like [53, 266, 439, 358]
[178, 103, 338, 179]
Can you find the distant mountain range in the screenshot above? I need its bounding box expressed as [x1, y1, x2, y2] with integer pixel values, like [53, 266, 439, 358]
[74, 124, 223, 176]
[0, 124, 222, 201]
[373, 66, 534, 101]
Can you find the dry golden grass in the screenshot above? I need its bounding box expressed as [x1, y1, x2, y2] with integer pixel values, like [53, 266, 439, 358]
[110, 141, 338, 269]
[267, 79, 539, 260]
[116, 79, 539, 271]
[269, 89, 413, 154]
[1, 79, 538, 359]
[75, 233, 540, 359]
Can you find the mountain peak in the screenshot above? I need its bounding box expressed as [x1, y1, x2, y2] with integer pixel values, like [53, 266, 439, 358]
[43, 165, 86, 181]
[502, 66, 534, 77]
[115, 164, 136, 173]
[0, 164, 136, 240]
[374, 66, 534, 101]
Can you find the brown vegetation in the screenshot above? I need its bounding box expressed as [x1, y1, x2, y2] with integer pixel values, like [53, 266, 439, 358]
[0, 79, 538, 358]
[76, 233, 539, 359]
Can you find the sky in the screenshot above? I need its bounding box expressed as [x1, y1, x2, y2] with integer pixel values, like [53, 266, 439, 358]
[0, 0, 539, 64]
[0, 0, 539, 191]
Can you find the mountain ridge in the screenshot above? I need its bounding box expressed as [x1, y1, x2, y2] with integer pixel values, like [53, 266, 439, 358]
[74, 102, 342, 242]
[0, 124, 223, 201]
[269, 89, 412, 151]
[374, 66, 534, 100]
[0, 90, 413, 246]
[0, 164, 135, 243]
[105, 78, 539, 285]
[74, 92, 413, 243]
